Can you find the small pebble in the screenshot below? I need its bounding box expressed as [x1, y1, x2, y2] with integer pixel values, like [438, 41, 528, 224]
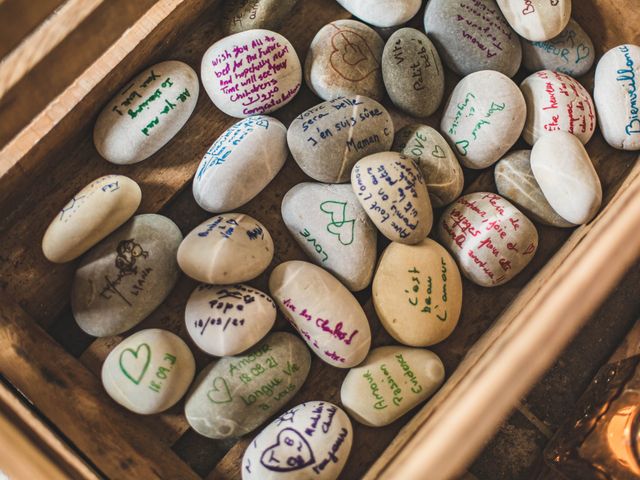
[336, 0, 421, 27]
[496, 0, 571, 42]
[222, 0, 299, 34]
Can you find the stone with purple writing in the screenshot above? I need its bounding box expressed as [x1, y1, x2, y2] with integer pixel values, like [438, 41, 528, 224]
[71, 214, 182, 337]
[185, 332, 311, 439]
[222, 0, 300, 35]
[201, 30, 302, 118]
[269, 261, 371, 368]
[496, 0, 571, 42]
[94, 60, 199, 165]
[336, 0, 421, 27]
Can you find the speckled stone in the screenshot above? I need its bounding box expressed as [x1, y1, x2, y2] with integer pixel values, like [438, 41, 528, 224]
[496, 0, 571, 42]
[222, 0, 299, 34]
[336, 0, 421, 27]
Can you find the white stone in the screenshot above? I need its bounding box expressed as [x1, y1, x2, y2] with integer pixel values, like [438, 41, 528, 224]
[336, 0, 421, 27]
[496, 0, 571, 42]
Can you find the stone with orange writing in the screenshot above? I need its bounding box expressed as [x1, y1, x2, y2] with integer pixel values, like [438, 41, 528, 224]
[336, 0, 421, 27]
[496, 0, 571, 42]
[222, 0, 299, 35]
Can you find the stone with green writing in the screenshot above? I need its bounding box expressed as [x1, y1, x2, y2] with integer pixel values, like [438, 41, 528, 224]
[71, 214, 182, 337]
[340, 346, 445, 427]
[496, 0, 571, 42]
[94, 60, 199, 165]
[184, 332, 311, 439]
[102, 328, 196, 414]
[222, 0, 299, 34]
[281, 183, 377, 291]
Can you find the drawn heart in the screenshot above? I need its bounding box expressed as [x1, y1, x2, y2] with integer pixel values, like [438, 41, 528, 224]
[119, 343, 151, 385]
[329, 28, 379, 82]
[260, 428, 315, 472]
[455, 140, 470, 157]
[575, 43, 590, 64]
[207, 376, 232, 404]
[432, 145, 447, 159]
[320, 200, 356, 246]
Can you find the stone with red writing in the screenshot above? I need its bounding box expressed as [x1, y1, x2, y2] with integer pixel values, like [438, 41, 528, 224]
[242, 401, 353, 480]
[94, 60, 199, 165]
[71, 214, 182, 337]
[269, 261, 371, 368]
[222, 0, 300, 35]
[201, 30, 302, 118]
[177, 213, 274, 285]
[496, 0, 571, 42]
[437, 193, 539, 287]
[305, 20, 385, 102]
[520, 70, 596, 145]
[336, 0, 421, 28]
[340, 346, 445, 427]
[441, 70, 526, 169]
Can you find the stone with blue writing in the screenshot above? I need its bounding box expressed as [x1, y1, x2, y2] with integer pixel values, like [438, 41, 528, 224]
[340, 346, 445, 427]
[222, 0, 300, 35]
[287, 96, 394, 183]
[184, 332, 311, 439]
[441, 70, 526, 169]
[177, 213, 274, 285]
[269, 261, 371, 368]
[71, 214, 182, 337]
[336, 0, 421, 27]
[94, 60, 199, 165]
[594, 44, 640, 151]
[242, 401, 353, 480]
[102, 328, 196, 414]
[201, 30, 302, 118]
[193, 116, 287, 213]
[496, 0, 571, 42]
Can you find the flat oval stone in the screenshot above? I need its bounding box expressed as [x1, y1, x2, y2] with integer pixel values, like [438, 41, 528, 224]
[437, 193, 539, 287]
[222, 0, 299, 34]
[102, 329, 195, 414]
[382, 28, 445, 118]
[288, 96, 394, 183]
[185, 284, 277, 357]
[193, 116, 287, 213]
[269, 261, 371, 368]
[281, 183, 377, 291]
[424, 0, 522, 77]
[336, 0, 421, 27]
[441, 70, 526, 169]
[496, 0, 571, 42]
[201, 30, 302, 118]
[72, 214, 182, 337]
[185, 332, 311, 439]
[352, 152, 432, 244]
[531, 131, 602, 224]
[340, 346, 444, 427]
[42, 175, 141, 263]
[94, 61, 199, 165]
[242, 401, 353, 480]
[594, 44, 640, 151]
[305, 20, 385, 102]
[520, 70, 596, 145]
[177, 213, 274, 285]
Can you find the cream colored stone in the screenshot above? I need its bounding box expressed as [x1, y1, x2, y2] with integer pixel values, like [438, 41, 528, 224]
[496, 0, 571, 42]
[336, 0, 421, 27]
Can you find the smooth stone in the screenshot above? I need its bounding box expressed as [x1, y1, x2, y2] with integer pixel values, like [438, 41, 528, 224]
[94, 60, 199, 165]
[102, 329, 195, 414]
[201, 29, 301, 118]
[352, 152, 433, 244]
[305, 20, 385, 102]
[185, 284, 277, 357]
[222, 0, 299, 34]
[496, 0, 571, 42]
[336, 0, 421, 27]
[424, 0, 522, 77]
[520, 69, 596, 145]
[269, 261, 371, 368]
[494, 150, 575, 227]
[382, 28, 445, 118]
[177, 213, 274, 285]
[437, 193, 539, 287]
[242, 401, 353, 480]
[441, 70, 526, 169]
[594, 44, 640, 151]
[530, 131, 602, 224]
[340, 346, 445, 427]
[287, 96, 394, 183]
[522, 18, 595, 77]
[71, 214, 182, 337]
[185, 332, 311, 439]
[193, 116, 287, 213]
[42, 175, 141, 263]
[281, 183, 377, 291]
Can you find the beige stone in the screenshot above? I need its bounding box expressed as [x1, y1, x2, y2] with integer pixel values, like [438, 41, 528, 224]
[496, 0, 571, 42]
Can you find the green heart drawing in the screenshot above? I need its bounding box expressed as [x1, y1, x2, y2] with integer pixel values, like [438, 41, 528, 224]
[119, 343, 151, 385]
[432, 145, 447, 159]
[320, 200, 356, 246]
[207, 376, 233, 404]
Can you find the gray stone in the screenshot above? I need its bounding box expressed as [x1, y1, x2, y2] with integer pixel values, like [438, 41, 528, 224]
[222, 0, 299, 34]
[337, 0, 421, 28]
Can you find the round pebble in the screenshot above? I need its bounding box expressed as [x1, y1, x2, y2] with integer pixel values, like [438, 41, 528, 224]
[222, 0, 299, 34]
[336, 0, 421, 27]
[496, 0, 571, 42]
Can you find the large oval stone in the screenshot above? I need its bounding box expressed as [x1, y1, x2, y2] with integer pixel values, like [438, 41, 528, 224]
[336, 0, 421, 27]
[496, 0, 571, 42]
[222, 0, 299, 34]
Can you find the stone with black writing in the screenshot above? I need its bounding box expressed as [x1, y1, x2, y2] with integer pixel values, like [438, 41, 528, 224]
[71, 214, 182, 337]
[102, 329, 195, 414]
[340, 346, 445, 427]
[336, 0, 421, 28]
[437, 193, 539, 287]
[242, 401, 353, 480]
[441, 70, 526, 169]
[177, 213, 274, 285]
[269, 261, 371, 368]
[222, 0, 299, 34]
[305, 20, 385, 102]
[281, 183, 377, 291]
[201, 30, 301, 118]
[424, 0, 522, 77]
[288, 96, 393, 183]
[193, 116, 287, 213]
[94, 61, 199, 165]
[42, 175, 141, 263]
[185, 332, 311, 439]
[496, 0, 571, 42]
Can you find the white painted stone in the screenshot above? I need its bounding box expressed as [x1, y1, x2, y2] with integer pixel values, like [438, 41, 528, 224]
[496, 0, 571, 42]
[336, 0, 421, 27]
